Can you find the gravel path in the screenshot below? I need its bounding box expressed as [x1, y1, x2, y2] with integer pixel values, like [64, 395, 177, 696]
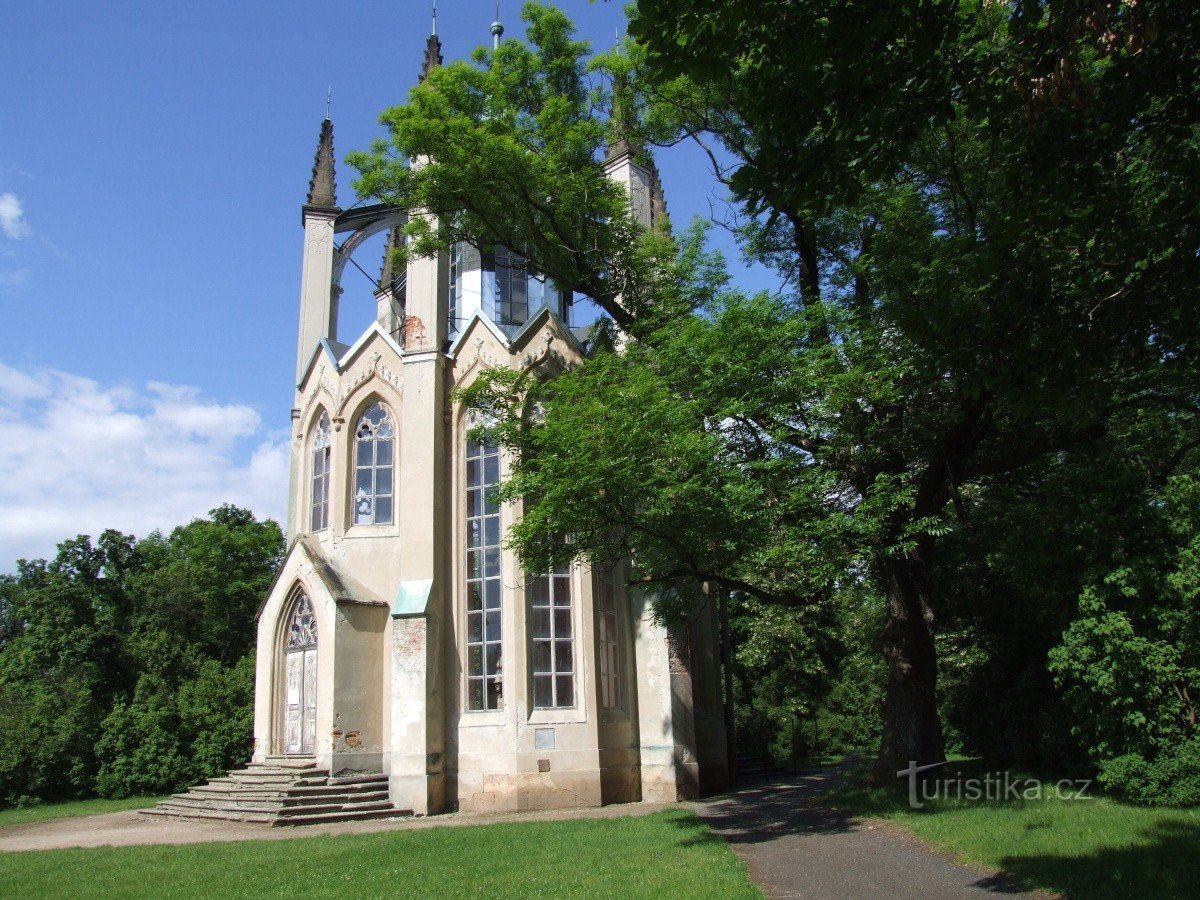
[697, 767, 1047, 899]
[0, 798, 674, 853]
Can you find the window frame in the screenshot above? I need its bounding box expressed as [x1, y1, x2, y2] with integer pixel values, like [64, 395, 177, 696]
[310, 411, 332, 533]
[528, 560, 576, 710]
[595, 561, 625, 711]
[351, 400, 395, 527]
[464, 421, 504, 713]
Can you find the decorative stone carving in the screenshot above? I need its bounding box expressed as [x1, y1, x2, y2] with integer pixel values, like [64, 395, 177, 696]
[337, 349, 403, 416]
[307, 364, 342, 409]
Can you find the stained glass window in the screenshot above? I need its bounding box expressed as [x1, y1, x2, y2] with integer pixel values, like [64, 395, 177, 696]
[310, 412, 331, 532]
[354, 402, 395, 526]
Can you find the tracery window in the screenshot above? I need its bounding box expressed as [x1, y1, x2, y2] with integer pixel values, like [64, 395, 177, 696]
[466, 426, 503, 710]
[283, 590, 317, 755]
[286, 591, 318, 649]
[529, 560, 575, 708]
[310, 412, 331, 532]
[596, 563, 623, 709]
[354, 402, 395, 526]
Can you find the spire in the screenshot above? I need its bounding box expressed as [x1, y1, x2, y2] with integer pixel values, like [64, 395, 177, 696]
[491, 0, 505, 50]
[379, 225, 404, 290]
[649, 166, 669, 232]
[305, 116, 338, 211]
[420, 2, 443, 83]
[605, 71, 641, 164]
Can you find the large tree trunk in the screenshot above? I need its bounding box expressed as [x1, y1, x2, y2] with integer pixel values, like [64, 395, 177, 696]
[872, 544, 947, 784]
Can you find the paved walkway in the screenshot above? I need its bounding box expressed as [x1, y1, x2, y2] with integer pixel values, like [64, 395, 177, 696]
[697, 767, 1044, 899]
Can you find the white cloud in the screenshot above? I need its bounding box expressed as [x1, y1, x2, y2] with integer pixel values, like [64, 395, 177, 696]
[0, 269, 30, 291]
[0, 193, 30, 240]
[0, 361, 289, 569]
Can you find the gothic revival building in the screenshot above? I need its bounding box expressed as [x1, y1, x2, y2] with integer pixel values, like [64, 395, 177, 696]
[246, 26, 728, 817]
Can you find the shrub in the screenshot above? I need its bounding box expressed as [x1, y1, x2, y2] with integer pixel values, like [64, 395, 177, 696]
[95, 675, 192, 798]
[178, 656, 255, 779]
[1099, 741, 1200, 807]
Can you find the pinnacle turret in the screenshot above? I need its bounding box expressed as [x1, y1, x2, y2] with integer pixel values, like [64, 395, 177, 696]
[379, 225, 404, 290]
[420, 33, 444, 82]
[605, 72, 642, 164]
[305, 118, 339, 212]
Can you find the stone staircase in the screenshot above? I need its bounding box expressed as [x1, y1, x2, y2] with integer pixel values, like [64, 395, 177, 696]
[141, 758, 409, 826]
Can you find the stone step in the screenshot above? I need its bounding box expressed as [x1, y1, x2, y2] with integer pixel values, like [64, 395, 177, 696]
[186, 783, 387, 801]
[261, 757, 322, 768]
[327, 774, 388, 786]
[206, 775, 332, 788]
[236, 764, 323, 773]
[162, 796, 395, 817]
[141, 805, 275, 825]
[276, 800, 396, 818]
[145, 763, 395, 825]
[175, 791, 390, 809]
[272, 806, 411, 827]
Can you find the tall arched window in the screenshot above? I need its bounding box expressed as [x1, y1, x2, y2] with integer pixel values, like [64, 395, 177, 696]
[310, 412, 331, 532]
[282, 590, 318, 755]
[354, 402, 395, 525]
[465, 420, 502, 711]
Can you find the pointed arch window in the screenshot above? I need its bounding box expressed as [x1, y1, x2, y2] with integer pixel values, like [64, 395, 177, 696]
[354, 402, 395, 525]
[286, 591, 318, 649]
[282, 590, 317, 755]
[310, 412, 331, 532]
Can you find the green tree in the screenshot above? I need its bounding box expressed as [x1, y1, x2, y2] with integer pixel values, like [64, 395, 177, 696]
[0, 507, 281, 805]
[352, 1, 1200, 779]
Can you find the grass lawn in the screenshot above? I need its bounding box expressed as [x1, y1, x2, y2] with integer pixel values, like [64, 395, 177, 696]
[826, 761, 1200, 898]
[0, 796, 165, 828]
[0, 810, 760, 899]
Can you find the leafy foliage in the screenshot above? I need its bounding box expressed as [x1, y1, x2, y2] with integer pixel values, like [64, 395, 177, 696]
[1046, 473, 1200, 803]
[0, 506, 280, 806]
[347, 0, 1200, 781]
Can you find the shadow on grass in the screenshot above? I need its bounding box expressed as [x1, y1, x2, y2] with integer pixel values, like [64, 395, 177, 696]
[825, 759, 1200, 898]
[997, 818, 1200, 899]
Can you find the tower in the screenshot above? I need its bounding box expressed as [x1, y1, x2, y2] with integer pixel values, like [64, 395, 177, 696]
[295, 117, 340, 384]
[245, 12, 727, 820]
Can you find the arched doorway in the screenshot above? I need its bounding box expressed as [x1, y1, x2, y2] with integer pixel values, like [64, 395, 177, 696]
[282, 591, 318, 755]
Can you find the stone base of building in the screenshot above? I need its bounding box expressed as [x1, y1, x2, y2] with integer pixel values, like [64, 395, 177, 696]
[389, 770, 446, 817]
[599, 763, 642, 805]
[455, 769, 604, 813]
[640, 761, 700, 802]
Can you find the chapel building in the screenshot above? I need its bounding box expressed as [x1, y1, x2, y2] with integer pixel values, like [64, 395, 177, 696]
[247, 25, 728, 817]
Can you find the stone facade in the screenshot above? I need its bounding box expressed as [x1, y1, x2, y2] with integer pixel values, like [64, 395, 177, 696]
[251, 83, 728, 815]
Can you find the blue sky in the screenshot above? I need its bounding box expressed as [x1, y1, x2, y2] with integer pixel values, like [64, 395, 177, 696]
[0, 1, 768, 570]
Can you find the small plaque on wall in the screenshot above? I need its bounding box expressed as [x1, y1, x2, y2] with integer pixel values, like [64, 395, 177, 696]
[535, 727, 555, 750]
